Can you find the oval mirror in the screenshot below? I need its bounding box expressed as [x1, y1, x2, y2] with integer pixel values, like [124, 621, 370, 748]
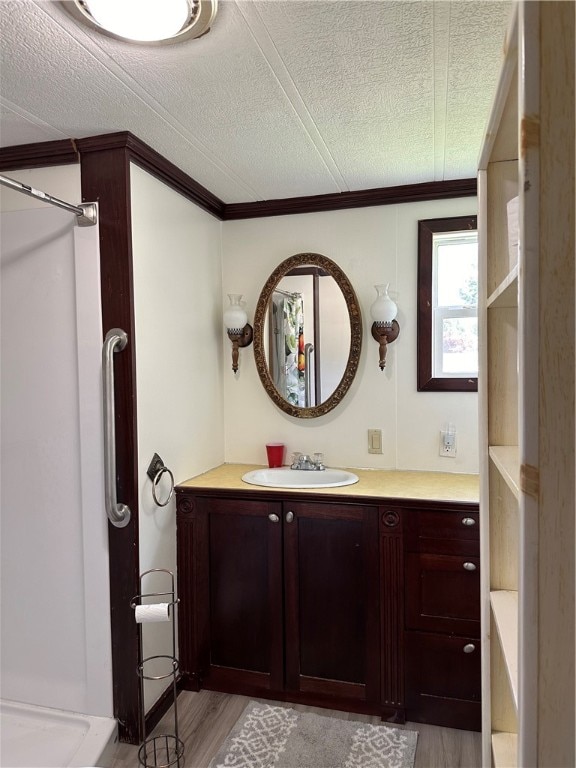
[253, 253, 362, 418]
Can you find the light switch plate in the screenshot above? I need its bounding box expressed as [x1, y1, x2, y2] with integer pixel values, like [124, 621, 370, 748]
[368, 429, 382, 454]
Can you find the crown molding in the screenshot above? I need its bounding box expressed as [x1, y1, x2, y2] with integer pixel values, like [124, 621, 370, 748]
[222, 178, 477, 220]
[75, 132, 225, 218]
[0, 139, 79, 170]
[0, 134, 477, 220]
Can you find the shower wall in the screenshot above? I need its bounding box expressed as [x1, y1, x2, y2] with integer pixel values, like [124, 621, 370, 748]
[0, 166, 113, 717]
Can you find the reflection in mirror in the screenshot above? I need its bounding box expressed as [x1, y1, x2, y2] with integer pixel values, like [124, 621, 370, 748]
[267, 268, 350, 407]
[254, 253, 362, 419]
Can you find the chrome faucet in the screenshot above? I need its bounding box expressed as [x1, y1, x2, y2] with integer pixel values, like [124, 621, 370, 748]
[290, 453, 325, 471]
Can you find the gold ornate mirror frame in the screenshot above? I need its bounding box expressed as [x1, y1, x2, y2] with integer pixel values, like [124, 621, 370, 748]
[253, 253, 363, 419]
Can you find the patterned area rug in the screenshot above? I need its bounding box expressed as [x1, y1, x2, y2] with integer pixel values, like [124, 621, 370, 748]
[208, 701, 418, 768]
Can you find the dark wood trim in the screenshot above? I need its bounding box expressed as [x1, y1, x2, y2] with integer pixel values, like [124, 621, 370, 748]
[380, 507, 404, 711]
[202, 679, 384, 717]
[0, 139, 79, 170]
[417, 215, 478, 393]
[0, 136, 476, 221]
[75, 132, 225, 219]
[178, 486, 479, 513]
[80, 145, 142, 745]
[299, 677, 365, 700]
[223, 178, 477, 220]
[176, 497, 201, 692]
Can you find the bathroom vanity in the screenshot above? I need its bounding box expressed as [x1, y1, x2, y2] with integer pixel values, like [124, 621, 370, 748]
[176, 465, 480, 731]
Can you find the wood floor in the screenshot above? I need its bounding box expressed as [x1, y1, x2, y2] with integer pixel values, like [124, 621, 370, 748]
[110, 689, 482, 768]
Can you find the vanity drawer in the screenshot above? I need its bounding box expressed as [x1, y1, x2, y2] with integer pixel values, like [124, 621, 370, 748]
[406, 509, 479, 556]
[405, 630, 481, 731]
[405, 552, 480, 635]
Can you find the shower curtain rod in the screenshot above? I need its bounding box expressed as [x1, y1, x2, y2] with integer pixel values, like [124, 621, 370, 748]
[0, 173, 97, 226]
[273, 288, 302, 299]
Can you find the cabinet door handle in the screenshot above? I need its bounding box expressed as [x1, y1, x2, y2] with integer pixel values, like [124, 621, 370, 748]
[285, 511, 294, 523]
[463, 561, 477, 571]
[268, 513, 280, 523]
[462, 517, 476, 526]
[463, 643, 476, 654]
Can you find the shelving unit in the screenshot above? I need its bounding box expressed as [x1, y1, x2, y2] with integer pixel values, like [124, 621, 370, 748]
[479, 3, 574, 767]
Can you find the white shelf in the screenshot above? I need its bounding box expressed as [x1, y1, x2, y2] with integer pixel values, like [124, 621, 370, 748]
[487, 265, 519, 308]
[492, 731, 518, 768]
[489, 446, 520, 499]
[491, 590, 519, 710]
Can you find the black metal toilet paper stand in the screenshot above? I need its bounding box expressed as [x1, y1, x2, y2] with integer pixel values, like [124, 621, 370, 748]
[131, 569, 183, 768]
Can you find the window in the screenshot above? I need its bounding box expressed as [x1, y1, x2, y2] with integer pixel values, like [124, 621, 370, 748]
[417, 216, 478, 392]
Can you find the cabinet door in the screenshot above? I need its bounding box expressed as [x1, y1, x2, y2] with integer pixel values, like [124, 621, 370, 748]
[405, 630, 481, 731]
[283, 501, 380, 706]
[405, 552, 480, 635]
[199, 497, 284, 693]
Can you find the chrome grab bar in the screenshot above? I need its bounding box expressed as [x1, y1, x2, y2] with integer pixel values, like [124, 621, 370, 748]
[103, 328, 131, 528]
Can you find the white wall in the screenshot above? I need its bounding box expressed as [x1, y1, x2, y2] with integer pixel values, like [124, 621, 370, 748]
[222, 198, 479, 473]
[0, 165, 113, 716]
[130, 164, 224, 709]
[0, 165, 82, 213]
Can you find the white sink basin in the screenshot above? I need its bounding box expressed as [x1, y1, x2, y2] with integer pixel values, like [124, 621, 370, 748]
[241, 467, 359, 489]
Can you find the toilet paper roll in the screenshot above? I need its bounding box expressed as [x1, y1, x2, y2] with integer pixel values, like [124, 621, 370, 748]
[135, 603, 171, 623]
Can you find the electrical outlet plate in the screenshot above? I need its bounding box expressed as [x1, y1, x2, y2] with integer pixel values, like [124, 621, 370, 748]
[368, 429, 382, 454]
[439, 430, 456, 457]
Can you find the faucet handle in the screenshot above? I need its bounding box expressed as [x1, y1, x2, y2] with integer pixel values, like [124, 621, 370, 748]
[313, 452, 325, 470]
[291, 452, 302, 469]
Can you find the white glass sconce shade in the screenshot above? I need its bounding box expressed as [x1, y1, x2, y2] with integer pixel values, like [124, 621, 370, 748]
[370, 284, 400, 370]
[223, 294, 248, 332]
[224, 294, 253, 373]
[370, 284, 397, 325]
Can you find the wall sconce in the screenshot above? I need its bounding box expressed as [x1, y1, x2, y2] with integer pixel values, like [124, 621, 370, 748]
[370, 284, 400, 370]
[223, 294, 253, 373]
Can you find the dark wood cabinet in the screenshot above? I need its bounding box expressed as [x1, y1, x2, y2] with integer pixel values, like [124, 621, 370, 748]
[177, 490, 381, 714]
[176, 485, 480, 729]
[403, 507, 481, 731]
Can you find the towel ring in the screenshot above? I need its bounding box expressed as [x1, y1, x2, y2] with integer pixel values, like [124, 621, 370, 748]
[152, 466, 175, 507]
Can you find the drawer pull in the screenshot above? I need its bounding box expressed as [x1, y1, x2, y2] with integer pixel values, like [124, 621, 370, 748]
[462, 517, 476, 526]
[463, 643, 476, 654]
[268, 513, 280, 523]
[463, 561, 477, 571]
[286, 511, 294, 523]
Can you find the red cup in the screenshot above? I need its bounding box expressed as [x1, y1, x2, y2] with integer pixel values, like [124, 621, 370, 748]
[266, 443, 285, 468]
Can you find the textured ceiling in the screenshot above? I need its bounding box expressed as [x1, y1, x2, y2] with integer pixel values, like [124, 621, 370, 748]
[0, 0, 512, 203]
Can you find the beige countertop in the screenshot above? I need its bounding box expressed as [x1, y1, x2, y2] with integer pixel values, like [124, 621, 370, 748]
[177, 464, 479, 504]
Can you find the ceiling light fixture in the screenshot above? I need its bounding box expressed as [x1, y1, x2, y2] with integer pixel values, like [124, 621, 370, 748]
[63, 0, 217, 44]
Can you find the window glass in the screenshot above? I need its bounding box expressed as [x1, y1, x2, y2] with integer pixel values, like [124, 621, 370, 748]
[433, 232, 478, 379]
